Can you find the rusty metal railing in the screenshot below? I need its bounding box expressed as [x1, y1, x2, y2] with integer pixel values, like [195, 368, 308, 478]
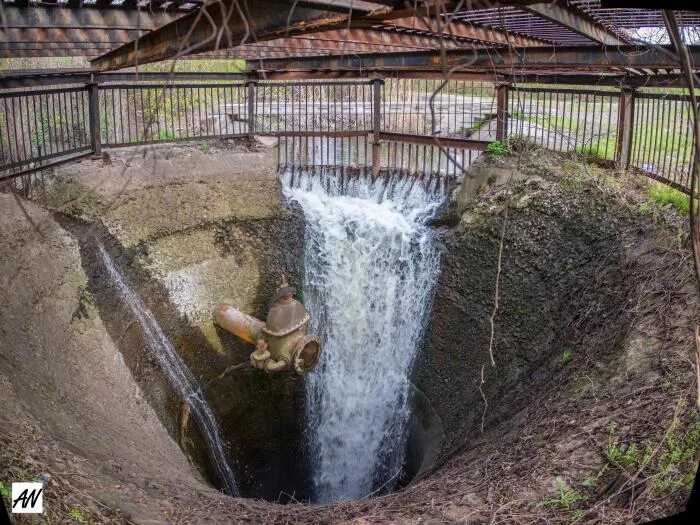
[0, 74, 696, 194]
[99, 82, 249, 147]
[630, 92, 696, 193]
[0, 85, 93, 177]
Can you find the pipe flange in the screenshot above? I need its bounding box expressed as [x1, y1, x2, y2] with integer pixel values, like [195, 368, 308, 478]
[292, 334, 322, 375]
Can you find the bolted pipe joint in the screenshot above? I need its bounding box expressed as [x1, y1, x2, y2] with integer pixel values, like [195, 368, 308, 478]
[214, 284, 321, 375]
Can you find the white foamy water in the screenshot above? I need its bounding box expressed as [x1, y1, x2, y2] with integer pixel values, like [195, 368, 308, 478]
[282, 168, 445, 502]
[97, 243, 239, 496]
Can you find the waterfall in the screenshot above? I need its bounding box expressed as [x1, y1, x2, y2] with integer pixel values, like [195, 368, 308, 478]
[282, 168, 446, 502]
[97, 243, 239, 496]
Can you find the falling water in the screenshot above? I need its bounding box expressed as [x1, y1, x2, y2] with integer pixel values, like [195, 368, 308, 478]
[282, 168, 446, 502]
[97, 243, 239, 496]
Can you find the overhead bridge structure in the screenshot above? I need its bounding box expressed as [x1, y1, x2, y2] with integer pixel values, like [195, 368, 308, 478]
[1, 1, 699, 194]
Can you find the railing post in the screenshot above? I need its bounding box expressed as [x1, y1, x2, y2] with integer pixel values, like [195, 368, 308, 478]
[246, 80, 257, 140]
[495, 83, 509, 141]
[616, 87, 635, 170]
[88, 82, 101, 157]
[371, 77, 384, 176]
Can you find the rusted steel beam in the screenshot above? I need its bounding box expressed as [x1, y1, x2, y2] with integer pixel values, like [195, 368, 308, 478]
[0, 27, 145, 44]
[249, 45, 700, 72]
[1, 42, 116, 51]
[0, 5, 179, 30]
[522, 1, 629, 46]
[373, 15, 549, 47]
[90, 0, 351, 70]
[0, 49, 108, 58]
[284, 27, 465, 49]
[255, 68, 501, 80]
[377, 132, 489, 150]
[90, 0, 511, 70]
[235, 28, 466, 55]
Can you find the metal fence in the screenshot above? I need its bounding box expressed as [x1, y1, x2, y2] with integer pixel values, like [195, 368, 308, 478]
[0, 74, 696, 194]
[630, 92, 696, 192]
[508, 87, 620, 158]
[99, 83, 248, 146]
[507, 86, 697, 193]
[0, 86, 92, 174]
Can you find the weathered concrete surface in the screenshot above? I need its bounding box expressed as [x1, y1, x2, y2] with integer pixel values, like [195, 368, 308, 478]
[0, 192, 206, 522]
[22, 141, 309, 500]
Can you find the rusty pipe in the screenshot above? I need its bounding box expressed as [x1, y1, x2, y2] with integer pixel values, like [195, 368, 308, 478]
[214, 304, 265, 345]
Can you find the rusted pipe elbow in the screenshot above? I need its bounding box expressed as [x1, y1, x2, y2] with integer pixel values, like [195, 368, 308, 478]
[214, 304, 265, 344]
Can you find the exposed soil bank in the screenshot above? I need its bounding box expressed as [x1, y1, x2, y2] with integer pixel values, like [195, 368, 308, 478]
[1, 143, 698, 523]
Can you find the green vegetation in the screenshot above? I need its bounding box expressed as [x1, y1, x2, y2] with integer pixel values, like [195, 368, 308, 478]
[486, 140, 509, 156]
[601, 414, 700, 495]
[70, 507, 87, 524]
[0, 481, 10, 498]
[648, 183, 690, 215]
[538, 477, 586, 509]
[560, 349, 572, 365]
[582, 465, 608, 487]
[576, 137, 617, 160]
[157, 129, 176, 141]
[654, 413, 700, 493]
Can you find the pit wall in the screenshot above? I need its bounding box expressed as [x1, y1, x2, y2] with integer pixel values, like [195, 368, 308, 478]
[415, 154, 653, 461]
[37, 142, 310, 499]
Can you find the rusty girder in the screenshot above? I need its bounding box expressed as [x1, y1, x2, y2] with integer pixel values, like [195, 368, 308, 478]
[0, 5, 180, 31]
[0, 27, 147, 45]
[248, 44, 700, 73]
[370, 15, 549, 47]
[522, 1, 630, 46]
[90, 0, 358, 70]
[89, 0, 509, 69]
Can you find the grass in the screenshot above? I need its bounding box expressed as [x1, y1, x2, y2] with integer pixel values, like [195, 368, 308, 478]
[537, 477, 586, 510]
[601, 413, 700, 496]
[157, 129, 176, 141]
[648, 183, 690, 215]
[560, 349, 572, 365]
[576, 137, 617, 160]
[486, 140, 509, 156]
[70, 507, 87, 524]
[654, 412, 700, 493]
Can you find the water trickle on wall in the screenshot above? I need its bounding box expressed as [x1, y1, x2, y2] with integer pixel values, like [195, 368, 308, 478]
[97, 243, 239, 496]
[282, 169, 446, 503]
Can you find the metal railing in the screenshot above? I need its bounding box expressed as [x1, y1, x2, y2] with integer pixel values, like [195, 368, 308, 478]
[0, 73, 696, 194]
[508, 87, 621, 158]
[1, 85, 92, 174]
[630, 92, 696, 192]
[99, 82, 248, 146]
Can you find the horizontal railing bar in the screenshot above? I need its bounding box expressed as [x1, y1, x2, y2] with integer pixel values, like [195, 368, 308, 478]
[377, 132, 489, 150]
[635, 92, 693, 102]
[258, 80, 374, 86]
[0, 148, 93, 178]
[103, 134, 249, 148]
[512, 86, 621, 97]
[629, 166, 695, 196]
[0, 85, 88, 98]
[260, 131, 372, 138]
[99, 83, 246, 90]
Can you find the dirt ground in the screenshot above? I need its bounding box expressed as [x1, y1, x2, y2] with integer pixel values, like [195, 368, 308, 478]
[1, 142, 698, 524]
